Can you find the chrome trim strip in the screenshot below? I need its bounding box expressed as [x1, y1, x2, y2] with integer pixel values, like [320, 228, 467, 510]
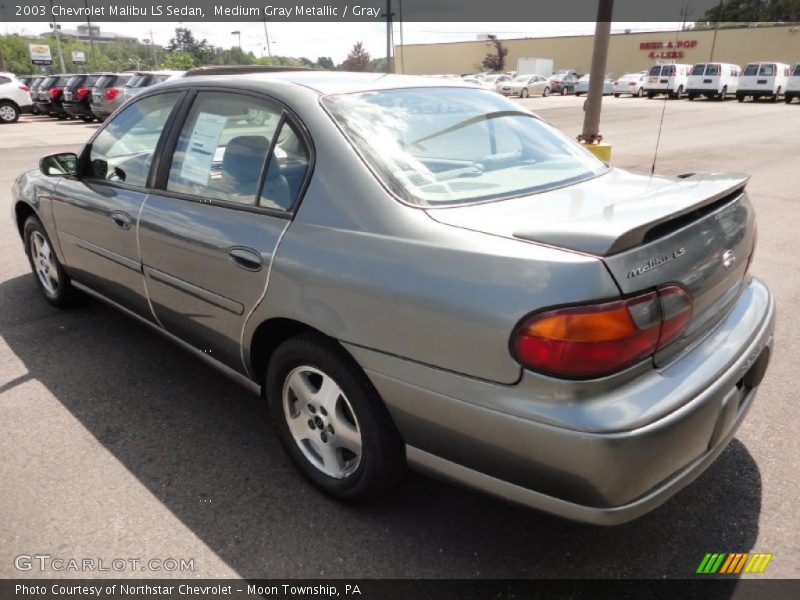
[60, 231, 141, 272]
[145, 266, 244, 315]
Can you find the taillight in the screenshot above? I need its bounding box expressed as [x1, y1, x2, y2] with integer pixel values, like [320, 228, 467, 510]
[106, 88, 118, 100]
[49, 87, 61, 99]
[19, 85, 30, 92]
[512, 286, 692, 379]
[629, 81, 636, 86]
[76, 87, 89, 100]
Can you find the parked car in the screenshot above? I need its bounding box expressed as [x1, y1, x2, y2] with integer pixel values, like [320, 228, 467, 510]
[613, 72, 647, 97]
[686, 63, 740, 100]
[11, 72, 774, 525]
[549, 72, 579, 95]
[785, 63, 800, 104]
[28, 76, 46, 115]
[34, 74, 72, 118]
[62, 73, 104, 122]
[0, 72, 33, 123]
[122, 70, 184, 102]
[574, 74, 614, 96]
[90, 72, 134, 121]
[500, 74, 551, 97]
[644, 64, 691, 99]
[478, 73, 512, 92]
[737, 61, 791, 102]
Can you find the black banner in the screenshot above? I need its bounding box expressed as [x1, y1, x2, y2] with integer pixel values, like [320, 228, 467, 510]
[1, 0, 797, 23]
[3, 579, 800, 600]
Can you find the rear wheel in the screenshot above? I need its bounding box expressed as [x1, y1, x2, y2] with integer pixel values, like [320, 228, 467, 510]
[687, 93, 696, 101]
[647, 91, 655, 99]
[737, 93, 744, 102]
[786, 93, 794, 104]
[81, 115, 94, 122]
[560, 87, 567, 96]
[771, 87, 781, 103]
[613, 93, 620, 98]
[23, 216, 80, 307]
[718, 86, 727, 101]
[542, 86, 550, 97]
[266, 333, 406, 501]
[674, 85, 684, 100]
[0, 101, 20, 123]
[636, 87, 644, 97]
[520, 88, 529, 98]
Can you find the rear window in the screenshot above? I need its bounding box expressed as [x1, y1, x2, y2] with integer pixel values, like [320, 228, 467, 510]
[743, 64, 759, 76]
[759, 64, 776, 76]
[793, 65, 800, 76]
[41, 76, 57, 88]
[323, 87, 608, 207]
[705, 64, 720, 76]
[84, 75, 100, 87]
[661, 65, 675, 76]
[126, 74, 146, 88]
[150, 75, 170, 84]
[95, 75, 115, 87]
[648, 66, 661, 76]
[691, 64, 705, 76]
[66, 75, 84, 88]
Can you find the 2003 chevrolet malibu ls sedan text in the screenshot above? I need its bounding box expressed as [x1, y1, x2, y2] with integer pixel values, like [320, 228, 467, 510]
[11, 71, 774, 524]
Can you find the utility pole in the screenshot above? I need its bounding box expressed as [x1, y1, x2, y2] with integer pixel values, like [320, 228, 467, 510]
[84, 0, 97, 70]
[384, 0, 393, 73]
[149, 30, 158, 68]
[580, 0, 613, 145]
[262, 17, 272, 58]
[47, 0, 66, 72]
[709, 0, 724, 61]
[398, 0, 404, 74]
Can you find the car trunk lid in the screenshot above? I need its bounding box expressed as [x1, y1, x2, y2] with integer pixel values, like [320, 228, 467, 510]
[426, 169, 755, 368]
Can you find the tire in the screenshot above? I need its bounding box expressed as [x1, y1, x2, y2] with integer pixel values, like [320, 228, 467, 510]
[520, 88, 529, 98]
[560, 87, 567, 96]
[675, 86, 684, 100]
[636, 87, 644, 97]
[785, 94, 794, 104]
[574, 92, 582, 97]
[542, 86, 550, 97]
[613, 93, 620, 98]
[771, 87, 781, 103]
[266, 333, 406, 501]
[0, 100, 20, 124]
[81, 115, 94, 122]
[737, 94, 744, 102]
[647, 91, 655, 99]
[23, 216, 80, 308]
[687, 93, 696, 101]
[718, 86, 727, 101]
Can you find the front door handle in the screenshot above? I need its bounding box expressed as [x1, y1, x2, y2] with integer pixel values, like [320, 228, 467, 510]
[228, 247, 263, 271]
[110, 211, 132, 230]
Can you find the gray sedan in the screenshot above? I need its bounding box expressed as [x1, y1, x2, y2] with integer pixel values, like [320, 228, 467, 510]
[11, 72, 774, 524]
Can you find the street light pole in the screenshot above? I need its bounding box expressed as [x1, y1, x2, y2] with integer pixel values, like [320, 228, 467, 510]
[262, 18, 272, 58]
[48, 0, 67, 73]
[231, 30, 241, 50]
[84, 0, 97, 70]
[580, 0, 614, 145]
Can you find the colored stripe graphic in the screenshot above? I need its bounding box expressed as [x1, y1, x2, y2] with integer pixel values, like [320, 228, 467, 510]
[697, 552, 773, 574]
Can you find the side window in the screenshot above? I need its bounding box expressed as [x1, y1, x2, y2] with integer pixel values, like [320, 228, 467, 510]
[0, 76, 10, 85]
[88, 92, 180, 187]
[260, 120, 311, 211]
[167, 91, 282, 206]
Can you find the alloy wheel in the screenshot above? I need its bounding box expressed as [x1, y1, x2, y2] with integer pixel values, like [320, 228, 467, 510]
[30, 231, 59, 295]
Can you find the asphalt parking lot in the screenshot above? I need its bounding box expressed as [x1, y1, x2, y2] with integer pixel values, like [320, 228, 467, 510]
[1, 95, 798, 580]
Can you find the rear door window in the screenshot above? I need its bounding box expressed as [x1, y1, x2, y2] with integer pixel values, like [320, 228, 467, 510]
[759, 64, 776, 76]
[662, 66, 675, 76]
[705, 64, 720, 76]
[648, 66, 661, 76]
[743, 64, 759, 76]
[691, 64, 705, 76]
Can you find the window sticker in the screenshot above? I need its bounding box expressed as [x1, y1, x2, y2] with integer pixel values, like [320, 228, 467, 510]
[180, 112, 228, 185]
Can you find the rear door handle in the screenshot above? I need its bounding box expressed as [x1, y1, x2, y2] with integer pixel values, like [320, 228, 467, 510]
[111, 211, 132, 230]
[228, 247, 263, 271]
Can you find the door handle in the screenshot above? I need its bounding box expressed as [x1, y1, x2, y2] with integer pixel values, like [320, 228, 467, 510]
[228, 247, 263, 271]
[110, 211, 132, 230]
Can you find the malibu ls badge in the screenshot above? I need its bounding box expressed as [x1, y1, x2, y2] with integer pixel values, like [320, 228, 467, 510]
[627, 247, 687, 279]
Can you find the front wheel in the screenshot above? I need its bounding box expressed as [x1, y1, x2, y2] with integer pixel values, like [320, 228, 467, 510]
[647, 91, 655, 99]
[23, 216, 80, 307]
[266, 333, 406, 501]
[675, 86, 684, 100]
[560, 87, 567, 96]
[542, 86, 550, 97]
[0, 100, 20, 123]
[786, 94, 794, 104]
[636, 87, 644, 97]
[737, 94, 745, 102]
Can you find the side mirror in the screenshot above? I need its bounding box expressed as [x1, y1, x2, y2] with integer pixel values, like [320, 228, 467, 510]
[40, 152, 78, 177]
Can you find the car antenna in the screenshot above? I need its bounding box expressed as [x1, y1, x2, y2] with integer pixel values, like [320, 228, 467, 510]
[650, 27, 684, 176]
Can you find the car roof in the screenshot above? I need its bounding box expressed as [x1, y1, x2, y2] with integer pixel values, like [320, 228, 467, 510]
[168, 71, 479, 95]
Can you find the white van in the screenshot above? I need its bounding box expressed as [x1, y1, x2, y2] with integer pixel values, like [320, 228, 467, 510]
[737, 62, 791, 102]
[644, 64, 691, 99]
[785, 64, 800, 104]
[686, 63, 740, 100]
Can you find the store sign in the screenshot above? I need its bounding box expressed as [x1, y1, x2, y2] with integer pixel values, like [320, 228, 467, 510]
[29, 44, 52, 65]
[640, 39, 698, 60]
[71, 51, 86, 65]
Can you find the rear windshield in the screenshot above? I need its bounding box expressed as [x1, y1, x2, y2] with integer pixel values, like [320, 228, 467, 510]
[793, 65, 800, 76]
[705, 64, 720, 75]
[66, 75, 85, 88]
[83, 75, 99, 87]
[743, 64, 759, 76]
[126, 74, 148, 88]
[690, 64, 705, 76]
[323, 87, 608, 207]
[661, 65, 675, 76]
[648, 66, 661, 76]
[41, 76, 58, 88]
[759, 64, 776, 76]
[95, 75, 115, 87]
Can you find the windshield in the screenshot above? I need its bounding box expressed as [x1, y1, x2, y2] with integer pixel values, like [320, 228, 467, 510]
[323, 87, 608, 207]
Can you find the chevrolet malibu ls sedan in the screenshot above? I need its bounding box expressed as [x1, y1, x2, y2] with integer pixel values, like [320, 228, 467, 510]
[11, 72, 774, 524]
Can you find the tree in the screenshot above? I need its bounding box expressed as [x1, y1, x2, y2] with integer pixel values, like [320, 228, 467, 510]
[166, 27, 213, 65]
[316, 56, 335, 70]
[694, 0, 799, 27]
[481, 35, 508, 72]
[341, 42, 371, 72]
[163, 50, 196, 70]
[370, 57, 393, 73]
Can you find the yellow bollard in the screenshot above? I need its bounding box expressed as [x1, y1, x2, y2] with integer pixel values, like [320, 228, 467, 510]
[582, 142, 612, 162]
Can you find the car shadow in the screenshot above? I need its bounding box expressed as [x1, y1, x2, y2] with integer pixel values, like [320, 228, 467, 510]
[0, 274, 762, 583]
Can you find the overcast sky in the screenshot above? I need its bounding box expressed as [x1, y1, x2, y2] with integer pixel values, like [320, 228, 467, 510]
[3, 21, 683, 63]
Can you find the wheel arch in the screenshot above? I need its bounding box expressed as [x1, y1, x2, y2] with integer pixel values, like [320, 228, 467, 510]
[14, 200, 36, 238]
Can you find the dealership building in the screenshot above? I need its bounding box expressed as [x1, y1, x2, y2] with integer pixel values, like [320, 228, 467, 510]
[394, 25, 800, 76]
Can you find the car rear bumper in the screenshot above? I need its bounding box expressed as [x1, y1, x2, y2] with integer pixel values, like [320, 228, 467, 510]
[63, 102, 92, 117]
[19, 103, 33, 114]
[738, 88, 778, 95]
[346, 277, 775, 525]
